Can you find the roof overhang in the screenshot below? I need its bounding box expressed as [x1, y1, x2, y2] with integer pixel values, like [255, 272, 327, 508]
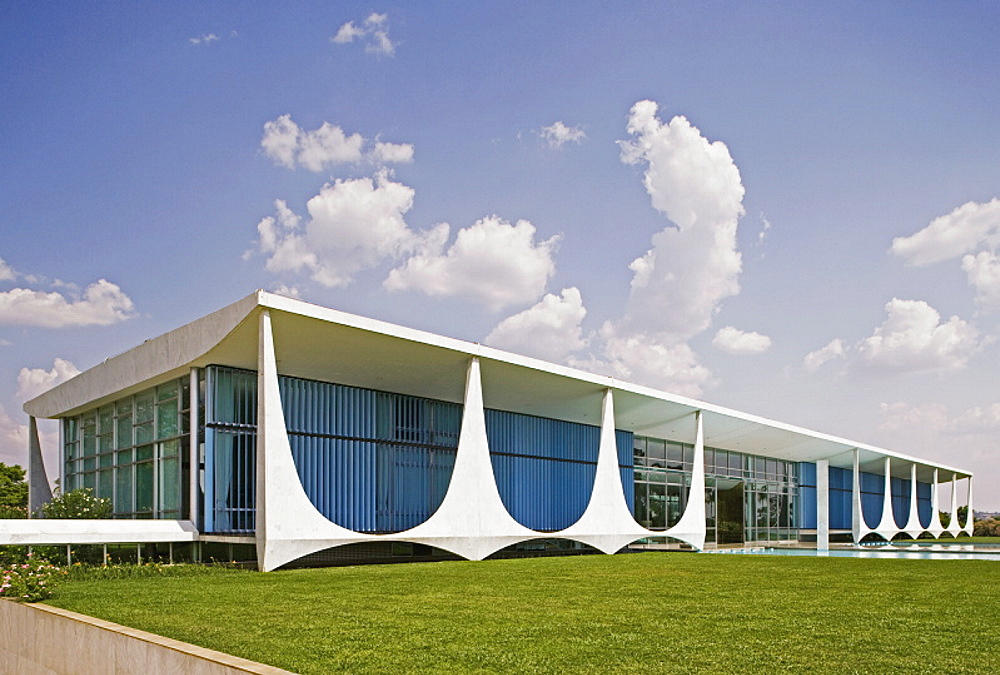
[23, 291, 972, 481]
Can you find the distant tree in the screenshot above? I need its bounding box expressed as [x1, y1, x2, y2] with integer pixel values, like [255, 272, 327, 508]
[0, 463, 28, 518]
[939, 510, 951, 528]
[42, 487, 112, 519]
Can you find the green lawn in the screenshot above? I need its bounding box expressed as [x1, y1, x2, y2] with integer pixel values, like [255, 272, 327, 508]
[47, 553, 998, 674]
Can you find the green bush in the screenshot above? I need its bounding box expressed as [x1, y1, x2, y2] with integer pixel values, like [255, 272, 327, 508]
[42, 488, 112, 519]
[0, 554, 65, 602]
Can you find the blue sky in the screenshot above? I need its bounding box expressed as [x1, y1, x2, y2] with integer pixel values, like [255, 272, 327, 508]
[2, 2, 998, 508]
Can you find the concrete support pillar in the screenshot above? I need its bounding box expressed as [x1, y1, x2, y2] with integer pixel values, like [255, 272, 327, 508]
[945, 474, 962, 537]
[877, 456, 896, 541]
[851, 449, 863, 544]
[665, 410, 706, 551]
[816, 459, 829, 551]
[903, 463, 923, 538]
[188, 368, 199, 527]
[928, 468, 943, 537]
[964, 477, 974, 536]
[28, 416, 53, 517]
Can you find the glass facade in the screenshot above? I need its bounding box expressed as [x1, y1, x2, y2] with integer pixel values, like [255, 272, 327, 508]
[62, 377, 191, 519]
[633, 436, 799, 544]
[59, 363, 937, 547]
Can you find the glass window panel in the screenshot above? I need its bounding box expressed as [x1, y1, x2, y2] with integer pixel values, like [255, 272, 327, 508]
[115, 465, 133, 513]
[65, 442, 79, 460]
[99, 452, 114, 468]
[647, 438, 666, 461]
[65, 418, 79, 441]
[156, 398, 179, 439]
[98, 406, 113, 434]
[634, 483, 650, 528]
[648, 481, 666, 530]
[181, 379, 190, 411]
[115, 399, 133, 416]
[116, 449, 133, 464]
[729, 451, 742, 471]
[83, 471, 97, 490]
[633, 436, 646, 461]
[98, 468, 113, 499]
[159, 456, 180, 514]
[135, 421, 153, 445]
[704, 448, 715, 470]
[666, 442, 683, 470]
[715, 450, 728, 471]
[157, 379, 178, 402]
[135, 462, 154, 512]
[753, 456, 766, 477]
[683, 444, 694, 471]
[99, 433, 113, 453]
[116, 411, 132, 449]
[666, 483, 683, 527]
[136, 444, 153, 461]
[766, 459, 778, 479]
[82, 425, 96, 457]
[159, 439, 180, 458]
[135, 392, 154, 423]
[83, 457, 97, 472]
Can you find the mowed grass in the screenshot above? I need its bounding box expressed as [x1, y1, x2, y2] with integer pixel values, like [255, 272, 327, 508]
[47, 553, 998, 674]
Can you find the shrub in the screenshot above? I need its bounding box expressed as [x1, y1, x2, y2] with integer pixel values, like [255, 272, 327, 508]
[0, 554, 65, 602]
[42, 488, 112, 519]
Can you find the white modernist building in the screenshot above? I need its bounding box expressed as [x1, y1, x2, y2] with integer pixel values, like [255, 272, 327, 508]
[10, 291, 974, 571]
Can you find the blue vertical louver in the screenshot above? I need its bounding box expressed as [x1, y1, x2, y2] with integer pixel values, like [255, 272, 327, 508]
[204, 367, 258, 534]
[798, 462, 817, 529]
[917, 481, 932, 528]
[485, 410, 634, 531]
[891, 476, 910, 528]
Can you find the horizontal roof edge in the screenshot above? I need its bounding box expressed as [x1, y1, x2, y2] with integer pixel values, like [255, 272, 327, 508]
[22, 291, 262, 418]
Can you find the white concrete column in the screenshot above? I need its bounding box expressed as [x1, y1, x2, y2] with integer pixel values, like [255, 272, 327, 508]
[816, 459, 829, 551]
[665, 410, 706, 550]
[875, 456, 897, 541]
[903, 463, 923, 538]
[188, 368, 199, 527]
[558, 388, 649, 553]
[964, 477, 974, 536]
[928, 468, 944, 538]
[945, 474, 962, 537]
[27, 416, 53, 517]
[851, 449, 864, 543]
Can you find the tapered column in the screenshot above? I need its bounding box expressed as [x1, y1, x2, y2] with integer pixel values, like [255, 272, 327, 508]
[963, 477, 974, 536]
[665, 410, 706, 550]
[816, 459, 829, 551]
[851, 449, 863, 543]
[28, 416, 52, 517]
[945, 474, 962, 536]
[903, 463, 923, 538]
[875, 456, 897, 541]
[928, 468, 944, 537]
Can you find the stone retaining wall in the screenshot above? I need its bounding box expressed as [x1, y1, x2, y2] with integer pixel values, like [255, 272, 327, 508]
[0, 600, 293, 674]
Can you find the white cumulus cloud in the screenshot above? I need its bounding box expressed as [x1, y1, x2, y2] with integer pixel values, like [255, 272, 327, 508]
[569, 100, 745, 397]
[485, 288, 587, 362]
[332, 12, 396, 57]
[255, 171, 433, 288]
[261, 115, 364, 171]
[0, 280, 136, 328]
[891, 198, 1000, 267]
[857, 298, 983, 374]
[371, 141, 414, 164]
[189, 33, 219, 45]
[17, 358, 80, 402]
[712, 326, 771, 355]
[961, 250, 1000, 313]
[261, 115, 412, 171]
[385, 216, 559, 312]
[0, 257, 14, 281]
[538, 121, 586, 149]
[803, 338, 846, 372]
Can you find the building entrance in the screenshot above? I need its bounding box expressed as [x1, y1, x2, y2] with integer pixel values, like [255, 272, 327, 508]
[716, 479, 745, 545]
